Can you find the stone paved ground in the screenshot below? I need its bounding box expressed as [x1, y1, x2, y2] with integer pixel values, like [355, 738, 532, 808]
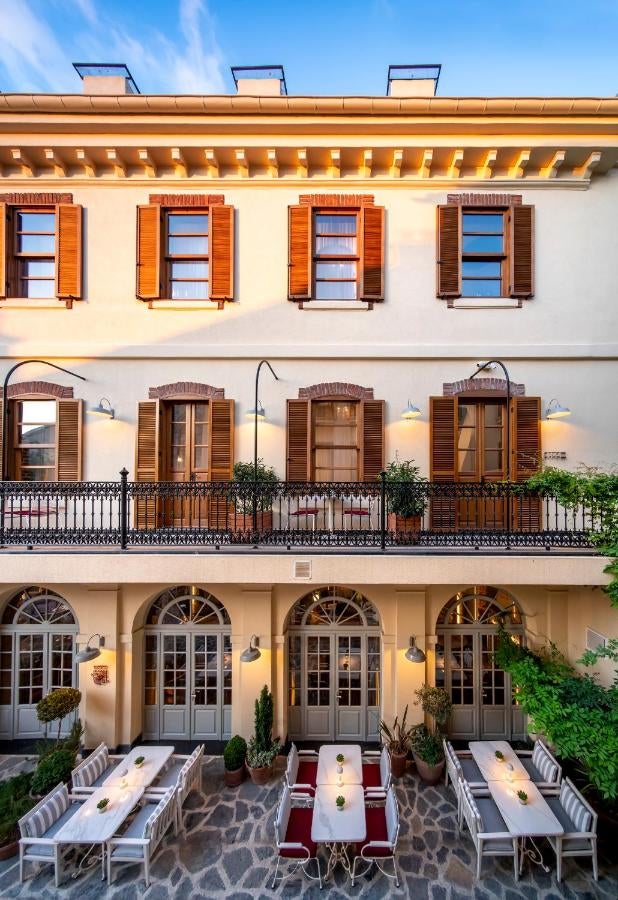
[0, 754, 616, 899]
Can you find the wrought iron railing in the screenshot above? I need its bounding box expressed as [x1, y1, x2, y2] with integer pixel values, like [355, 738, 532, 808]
[0, 473, 603, 551]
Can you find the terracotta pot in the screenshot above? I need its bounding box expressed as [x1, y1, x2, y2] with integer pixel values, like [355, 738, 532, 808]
[389, 750, 408, 779]
[247, 763, 274, 785]
[413, 753, 445, 786]
[0, 839, 19, 861]
[387, 513, 421, 542]
[233, 511, 273, 535]
[224, 765, 246, 787]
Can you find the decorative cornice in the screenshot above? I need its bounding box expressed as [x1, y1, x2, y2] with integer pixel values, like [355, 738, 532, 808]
[443, 378, 525, 396]
[7, 380, 74, 399]
[298, 382, 374, 400]
[148, 382, 225, 400]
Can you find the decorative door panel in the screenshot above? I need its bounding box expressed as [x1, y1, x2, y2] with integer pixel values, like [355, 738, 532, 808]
[336, 635, 364, 741]
[305, 635, 333, 740]
[191, 633, 219, 740]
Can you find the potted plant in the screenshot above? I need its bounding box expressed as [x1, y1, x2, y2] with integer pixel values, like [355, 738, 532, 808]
[382, 459, 428, 542]
[495, 750, 505, 763]
[134, 755, 145, 768]
[97, 797, 110, 814]
[336, 752, 344, 773]
[224, 735, 247, 787]
[36, 687, 82, 746]
[380, 704, 415, 778]
[246, 685, 281, 785]
[517, 789, 529, 806]
[412, 684, 453, 784]
[336, 795, 345, 812]
[0, 773, 35, 860]
[231, 461, 279, 535]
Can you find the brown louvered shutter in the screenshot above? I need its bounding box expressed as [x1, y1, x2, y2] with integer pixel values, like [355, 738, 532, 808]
[511, 396, 541, 530]
[135, 400, 160, 530]
[56, 204, 83, 299]
[286, 400, 310, 480]
[510, 205, 534, 298]
[360, 400, 384, 481]
[430, 396, 458, 529]
[0, 203, 6, 298]
[436, 205, 461, 297]
[56, 399, 82, 481]
[136, 205, 161, 300]
[288, 205, 311, 300]
[210, 205, 234, 301]
[208, 399, 234, 528]
[360, 205, 385, 301]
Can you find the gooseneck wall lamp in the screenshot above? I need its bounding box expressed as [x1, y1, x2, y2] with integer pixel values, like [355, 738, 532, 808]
[405, 636, 426, 664]
[240, 634, 261, 663]
[75, 633, 105, 664]
[88, 397, 115, 419]
[545, 399, 571, 420]
[401, 400, 421, 420]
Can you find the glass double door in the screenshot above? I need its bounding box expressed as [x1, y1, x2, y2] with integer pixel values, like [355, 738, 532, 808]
[164, 402, 210, 527]
[288, 632, 380, 742]
[457, 400, 507, 529]
[143, 631, 231, 741]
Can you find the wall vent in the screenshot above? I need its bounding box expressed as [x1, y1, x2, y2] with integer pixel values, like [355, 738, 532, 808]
[585, 627, 607, 652]
[293, 560, 312, 579]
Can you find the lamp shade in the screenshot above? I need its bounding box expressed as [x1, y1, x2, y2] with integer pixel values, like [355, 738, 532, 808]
[405, 636, 426, 663]
[545, 399, 571, 419]
[245, 405, 266, 421]
[240, 635, 261, 663]
[75, 633, 104, 664]
[89, 398, 115, 419]
[401, 401, 421, 420]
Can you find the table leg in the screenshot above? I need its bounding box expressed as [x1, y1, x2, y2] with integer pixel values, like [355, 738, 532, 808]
[519, 837, 551, 874]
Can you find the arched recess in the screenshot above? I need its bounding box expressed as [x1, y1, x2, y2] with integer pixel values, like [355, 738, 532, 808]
[0, 586, 78, 740]
[285, 586, 381, 742]
[435, 586, 525, 741]
[143, 586, 232, 741]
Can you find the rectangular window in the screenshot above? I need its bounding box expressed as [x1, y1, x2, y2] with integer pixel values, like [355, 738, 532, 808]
[14, 210, 56, 298]
[313, 212, 358, 300]
[312, 400, 359, 481]
[461, 211, 505, 298]
[165, 211, 209, 300]
[13, 400, 57, 481]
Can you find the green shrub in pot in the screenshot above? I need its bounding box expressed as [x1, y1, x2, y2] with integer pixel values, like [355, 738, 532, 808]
[382, 459, 428, 518]
[232, 461, 279, 514]
[224, 735, 247, 772]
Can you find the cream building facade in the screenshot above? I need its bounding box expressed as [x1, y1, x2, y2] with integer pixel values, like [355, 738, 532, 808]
[0, 68, 616, 750]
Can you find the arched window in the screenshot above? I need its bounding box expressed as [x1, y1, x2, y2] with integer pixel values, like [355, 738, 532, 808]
[436, 585, 523, 628]
[288, 585, 380, 628]
[146, 585, 230, 627]
[2, 586, 77, 626]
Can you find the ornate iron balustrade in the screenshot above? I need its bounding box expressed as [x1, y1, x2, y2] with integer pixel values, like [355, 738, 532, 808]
[0, 475, 602, 551]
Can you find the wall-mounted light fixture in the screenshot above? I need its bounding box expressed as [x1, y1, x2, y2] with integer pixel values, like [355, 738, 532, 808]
[75, 633, 105, 664]
[545, 399, 571, 420]
[89, 398, 115, 419]
[401, 401, 421, 420]
[240, 634, 261, 663]
[245, 404, 266, 421]
[405, 635, 426, 663]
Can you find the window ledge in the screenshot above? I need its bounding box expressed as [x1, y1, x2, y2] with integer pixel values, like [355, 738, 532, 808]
[450, 297, 522, 310]
[0, 298, 70, 310]
[300, 300, 373, 311]
[146, 300, 225, 311]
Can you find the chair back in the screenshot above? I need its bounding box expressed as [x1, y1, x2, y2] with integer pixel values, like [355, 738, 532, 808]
[285, 744, 299, 786]
[559, 778, 596, 834]
[145, 788, 177, 851]
[379, 745, 391, 790]
[19, 782, 70, 839]
[460, 780, 481, 845]
[275, 787, 292, 848]
[72, 742, 108, 788]
[385, 787, 400, 848]
[532, 740, 561, 784]
[443, 739, 461, 787]
[178, 744, 204, 803]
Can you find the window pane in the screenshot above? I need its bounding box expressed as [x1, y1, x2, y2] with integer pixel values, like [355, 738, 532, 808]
[17, 211, 55, 231]
[23, 280, 55, 298]
[484, 429, 503, 450]
[458, 405, 476, 427]
[18, 235, 55, 254]
[462, 279, 501, 297]
[458, 450, 476, 474]
[170, 261, 209, 279]
[20, 423, 55, 444]
[463, 213, 503, 233]
[315, 236, 356, 256]
[462, 234, 503, 254]
[20, 467, 55, 482]
[315, 261, 357, 279]
[167, 214, 208, 234]
[20, 401, 56, 424]
[171, 282, 209, 299]
[315, 280, 357, 300]
[21, 448, 55, 466]
[22, 260, 55, 278]
[462, 260, 501, 278]
[485, 406, 503, 427]
[484, 450, 502, 470]
[315, 215, 356, 235]
[168, 235, 208, 255]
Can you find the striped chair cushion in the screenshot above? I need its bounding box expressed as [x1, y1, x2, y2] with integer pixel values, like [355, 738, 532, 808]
[75, 746, 108, 788]
[560, 781, 592, 833]
[461, 781, 481, 821]
[144, 793, 169, 839]
[532, 743, 558, 783]
[22, 784, 69, 838]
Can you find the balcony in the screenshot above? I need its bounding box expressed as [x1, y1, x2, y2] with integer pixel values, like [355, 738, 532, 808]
[0, 478, 603, 553]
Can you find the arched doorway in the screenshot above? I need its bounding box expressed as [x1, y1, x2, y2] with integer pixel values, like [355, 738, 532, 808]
[436, 586, 525, 741]
[0, 587, 78, 740]
[143, 586, 232, 741]
[286, 586, 381, 742]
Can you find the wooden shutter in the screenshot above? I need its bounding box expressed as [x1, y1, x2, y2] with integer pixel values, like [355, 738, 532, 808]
[56, 399, 82, 481]
[288, 205, 311, 300]
[510, 204, 534, 298]
[55, 203, 83, 299]
[0, 203, 6, 299]
[436, 205, 461, 297]
[511, 396, 541, 530]
[430, 396, 458, 529]
[360, 400, 384, 481]
[208, 399, 234, 528]
[209, 205, 234, 301]
[286, 400, 310, 480]
[136, 205, 161, 299]
[135, 400, 160, 530]
[360, 205, 385, 301]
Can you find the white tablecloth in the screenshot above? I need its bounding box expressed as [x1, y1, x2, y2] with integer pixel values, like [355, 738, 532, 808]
[316, 744, 362, 785]
[311, 784, 367, 843]
[469, 740, 530, 782]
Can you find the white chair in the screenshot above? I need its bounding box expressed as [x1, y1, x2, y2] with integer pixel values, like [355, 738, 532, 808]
[71, 742, 124, 793]
[284, 743, 317, 793]
[272, 786, 322, 889]
[362, 745, 391, 796]
[460, 780, 519, 880]
[517, 740, 562, 788]
[151, 744, 204, 831]
[443, 740, 486, 829]
[18, 783, 86, 887]
[351, 785, 400, 887]
[542, 778, 598, 882]
[106, 788, 177, 887]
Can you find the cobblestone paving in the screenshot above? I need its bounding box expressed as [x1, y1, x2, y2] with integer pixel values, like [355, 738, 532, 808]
[0, 754, 615, 899]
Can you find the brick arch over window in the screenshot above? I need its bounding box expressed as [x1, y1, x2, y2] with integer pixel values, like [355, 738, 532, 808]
[298, 383, 374, 401]
[443, 378, 525, 396]
[148, 382, 225, 401]
[6, 381, 74, 400]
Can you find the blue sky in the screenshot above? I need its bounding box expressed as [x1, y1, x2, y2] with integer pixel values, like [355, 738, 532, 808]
[0, 0, 617, 96]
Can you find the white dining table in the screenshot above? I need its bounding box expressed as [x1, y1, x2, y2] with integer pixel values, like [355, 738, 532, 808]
[311, 783, 367, 878]
[103, 745, 174, 788]
[316, 744, 363, 785]
[487, 778, 564, 874]
[469, 740, 530, 782]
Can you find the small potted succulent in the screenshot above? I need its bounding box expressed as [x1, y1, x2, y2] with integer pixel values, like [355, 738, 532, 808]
[97, 797, 110, 814]
[380, 704, 415, 778]
[336, 795, 345, 812]
[223, 735, 247, 787]
[336, 752, 344, 773]
[382, 459, 428, 543]
[231, 461, 279, 536]
[517, 789, 529, 806]
[495, 750, 505, 763]
[134, 755, 145, 768]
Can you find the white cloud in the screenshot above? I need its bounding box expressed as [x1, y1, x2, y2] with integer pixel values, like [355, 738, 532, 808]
[0, 0, 75, 92]
[72, 0, 98, 26]
[167, 0, 226, 93]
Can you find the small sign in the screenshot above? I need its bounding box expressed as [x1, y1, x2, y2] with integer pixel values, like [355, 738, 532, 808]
[543, 451, 567, 460]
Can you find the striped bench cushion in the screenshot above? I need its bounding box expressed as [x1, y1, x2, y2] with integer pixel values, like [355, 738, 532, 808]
[74, 746, 109, 788]
[22, 785, 69, 838]
[532, 743, 558, 783]
[560, 781, 592, 833]
[461, 780, 481, 821]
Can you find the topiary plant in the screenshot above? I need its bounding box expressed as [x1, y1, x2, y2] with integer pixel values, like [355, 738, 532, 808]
[382, 459, 428, 518]
[224, 735, 247, 771]
[36, 688, 82, 744]
[414, 684, 453, 732]
[254, 684, 274, 753]
[31, 748, 76, 797]
[232, 460, 279, 514]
